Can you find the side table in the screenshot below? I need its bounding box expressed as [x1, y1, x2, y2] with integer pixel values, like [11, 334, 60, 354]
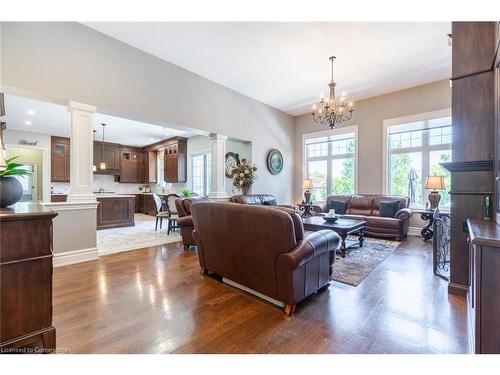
[414, 208, 450, 241]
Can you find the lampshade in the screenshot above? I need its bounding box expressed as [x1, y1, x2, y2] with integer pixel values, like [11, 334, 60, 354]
[302, 179, 314, 189]
[425, 176, 445, 190]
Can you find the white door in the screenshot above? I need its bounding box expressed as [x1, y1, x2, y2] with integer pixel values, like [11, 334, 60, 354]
[13, 164, 37, 201]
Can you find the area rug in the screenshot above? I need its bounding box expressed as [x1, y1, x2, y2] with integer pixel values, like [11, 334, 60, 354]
[331, 236, 400, 287]
[97, 214, 182, 255]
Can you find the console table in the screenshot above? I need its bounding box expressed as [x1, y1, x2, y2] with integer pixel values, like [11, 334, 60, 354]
[413, 208, 450, 241]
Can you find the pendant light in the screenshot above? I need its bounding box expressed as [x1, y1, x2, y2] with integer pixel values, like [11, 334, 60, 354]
[92, 130, 97, 172]
[100, 123, 106, 170]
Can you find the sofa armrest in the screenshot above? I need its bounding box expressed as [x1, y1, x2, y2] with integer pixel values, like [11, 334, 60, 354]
[276, 230, 340, 270]
[395, 208, 412, 220]
[178, 215, 193, 227]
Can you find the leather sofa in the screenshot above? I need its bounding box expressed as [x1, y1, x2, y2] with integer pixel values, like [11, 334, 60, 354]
[190, 202, 340, 316]
[313, 194, 412, 240]
[230, 194, 293, 209]
[175, 196, 209, 251]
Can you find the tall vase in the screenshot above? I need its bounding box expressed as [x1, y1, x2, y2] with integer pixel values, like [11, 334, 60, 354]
[241, 186, 250, 195]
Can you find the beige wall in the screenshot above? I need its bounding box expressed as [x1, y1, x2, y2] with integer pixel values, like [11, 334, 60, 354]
[294, 80, 451, 230]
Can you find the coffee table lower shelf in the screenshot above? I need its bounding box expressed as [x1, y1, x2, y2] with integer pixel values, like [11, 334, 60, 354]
[302, 217, 366, 257]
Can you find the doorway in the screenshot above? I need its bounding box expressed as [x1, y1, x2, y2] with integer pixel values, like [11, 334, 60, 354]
[6, 146, 44, 202]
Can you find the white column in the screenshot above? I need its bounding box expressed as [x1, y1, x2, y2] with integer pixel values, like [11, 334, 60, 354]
[208, 133, 229, 199]
[67, 101, 97, 202]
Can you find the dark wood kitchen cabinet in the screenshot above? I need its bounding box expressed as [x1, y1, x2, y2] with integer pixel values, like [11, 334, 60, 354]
[164, 138, 187, 183]
[0, 203, 58, 353]
[120, 147, 144, 183]
[134, 194, 144, 213]
[51, 136, 70, 182]
[143, 194, 157, 216]
[93, 141, 121, 174]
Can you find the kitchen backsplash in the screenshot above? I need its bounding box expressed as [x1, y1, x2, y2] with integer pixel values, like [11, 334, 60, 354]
[52, 175, 187, 195]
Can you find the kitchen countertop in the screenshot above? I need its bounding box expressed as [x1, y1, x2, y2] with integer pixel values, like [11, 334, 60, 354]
[94, 194, 136, 198]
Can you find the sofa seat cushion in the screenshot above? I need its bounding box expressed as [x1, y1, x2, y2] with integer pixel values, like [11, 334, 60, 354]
[348, 195, 374, 215]
[262, 198, 277, 206]
[365, 216, 401, 229]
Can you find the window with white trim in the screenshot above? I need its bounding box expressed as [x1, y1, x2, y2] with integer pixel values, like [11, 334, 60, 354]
[386, 115, 452, 208]
[304, 128, 357, 202]
[191, 152, 211, 196]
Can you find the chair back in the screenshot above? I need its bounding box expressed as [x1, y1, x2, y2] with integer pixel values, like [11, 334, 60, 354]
[152, 193, 163, 214]
[165, 193, 179, 215]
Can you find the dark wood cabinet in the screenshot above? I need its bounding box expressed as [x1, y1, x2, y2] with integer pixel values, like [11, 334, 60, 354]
[93, 141, 121, 174]
[0, 203, 58, 353]
[164, 138, 187, 183]
[134, 194, 144, 213]
[443, 22, 498, 296]
[51, 136, 70, 182]
[120, 147, 144, 183]
[467, 219, 500, 353]
[452, 22, 497, 79]
[96, 197, 135, 230]
[143, 194, 157, 216]
[50, 194, 67, 202]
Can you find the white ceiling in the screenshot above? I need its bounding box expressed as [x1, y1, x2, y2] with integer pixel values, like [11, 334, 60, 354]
[3, 94, 192, 146]
[84, 22, 452, 116]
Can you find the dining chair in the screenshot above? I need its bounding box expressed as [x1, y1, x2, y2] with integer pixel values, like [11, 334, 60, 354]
[153, 193, 170, 231]
[165, 193, 180, 235]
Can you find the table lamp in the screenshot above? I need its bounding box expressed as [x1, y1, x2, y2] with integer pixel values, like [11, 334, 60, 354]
[302, 179, 314, 204]
[425, 175, 445, 210]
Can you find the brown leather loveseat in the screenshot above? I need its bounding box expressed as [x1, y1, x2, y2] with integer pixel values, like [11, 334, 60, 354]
[190, 202, 340, 316]
[314, 194, 412, 240]
[175, 196, 208, 251]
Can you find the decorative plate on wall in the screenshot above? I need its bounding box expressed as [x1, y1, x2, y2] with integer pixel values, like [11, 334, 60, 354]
[267, 148, 283, 175]
[225, 152, 240, 178]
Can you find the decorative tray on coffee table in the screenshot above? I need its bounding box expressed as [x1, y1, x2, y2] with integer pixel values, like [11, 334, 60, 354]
[322, 215, 340, 223]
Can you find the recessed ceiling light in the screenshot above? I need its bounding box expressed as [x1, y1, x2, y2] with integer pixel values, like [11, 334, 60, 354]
[27, 109, 35, 116]
[25, 120, 32, 126]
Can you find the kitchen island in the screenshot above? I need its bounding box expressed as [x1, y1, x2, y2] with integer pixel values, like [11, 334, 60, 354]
[96, 194, 135, 230]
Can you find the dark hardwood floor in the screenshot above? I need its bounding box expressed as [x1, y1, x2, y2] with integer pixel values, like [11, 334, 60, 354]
[52, 236, 469, 354]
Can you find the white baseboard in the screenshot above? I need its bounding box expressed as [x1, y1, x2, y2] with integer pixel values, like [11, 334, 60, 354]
[408, 226, 422, 237]
[223, 277, 285, 308]
[53, 247, 98, 267]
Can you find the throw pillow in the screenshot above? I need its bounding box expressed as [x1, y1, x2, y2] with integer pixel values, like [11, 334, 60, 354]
[262, 199, 277, 206]
[328, 200, 348, 215]
[379, 200, 401, 218]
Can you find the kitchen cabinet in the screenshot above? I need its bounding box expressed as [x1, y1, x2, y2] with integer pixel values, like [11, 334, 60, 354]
[50, 194, 67, 202]
[51, 136, 70, 182]
[93, 141, 121, 174]
[164, 138, 187, 183]
[143, 194, 157, 216]
[134, 194, 144, 213]
[120, 147, 144, 183]
[96, 196, 135, 230]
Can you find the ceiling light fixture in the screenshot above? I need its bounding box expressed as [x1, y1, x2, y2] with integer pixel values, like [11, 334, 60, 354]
[100, 123, 106, 170]
[311, 56, 354, 130]
[27, 109, 35, 116]
[25, 120, 32, 126]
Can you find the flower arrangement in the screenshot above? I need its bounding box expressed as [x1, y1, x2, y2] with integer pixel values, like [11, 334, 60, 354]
[232, 159, 257, 195]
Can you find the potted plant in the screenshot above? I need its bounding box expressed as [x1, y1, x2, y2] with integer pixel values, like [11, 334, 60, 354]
[231, 159, 257, 195]
[180, 188, 195, 197]
[0, 156, 31, 207]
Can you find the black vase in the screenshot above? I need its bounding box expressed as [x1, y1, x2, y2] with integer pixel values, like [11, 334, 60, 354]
[0, 176, 23, 207]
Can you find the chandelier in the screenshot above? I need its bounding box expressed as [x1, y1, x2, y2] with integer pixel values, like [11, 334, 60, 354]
[311, 56, 354, 129]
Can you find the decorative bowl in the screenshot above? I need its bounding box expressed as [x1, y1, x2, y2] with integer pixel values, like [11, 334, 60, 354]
[322, 215, 339, 223]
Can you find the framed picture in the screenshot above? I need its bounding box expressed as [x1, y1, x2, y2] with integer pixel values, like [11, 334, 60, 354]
[267, 148, 283, 175]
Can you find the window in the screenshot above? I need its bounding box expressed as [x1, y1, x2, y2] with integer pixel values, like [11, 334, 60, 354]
[191, 152, 211, 196]
[386, 113, 451, 208]
[303, 127, 357, 202]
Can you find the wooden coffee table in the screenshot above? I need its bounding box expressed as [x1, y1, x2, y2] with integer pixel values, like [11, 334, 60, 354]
[302, 216, 366, 257]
